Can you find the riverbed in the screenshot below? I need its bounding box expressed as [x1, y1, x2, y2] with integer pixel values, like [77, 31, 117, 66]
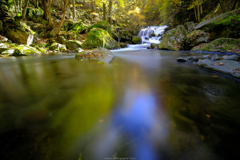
[0, 49, 240, 160]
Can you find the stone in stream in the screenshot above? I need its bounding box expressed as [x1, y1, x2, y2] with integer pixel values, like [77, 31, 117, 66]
[222, 55, 238, 61]
[132, 36, 142, 44]
[198, 59, 240, 78]
[49, 42, 67, 51]
[177, 57, 189, 62]
[184, 30, 210, 50]
[75, 48, 115, 64]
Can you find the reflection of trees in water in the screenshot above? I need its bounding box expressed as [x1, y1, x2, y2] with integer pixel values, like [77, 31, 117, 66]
[156, 61, 240, 160]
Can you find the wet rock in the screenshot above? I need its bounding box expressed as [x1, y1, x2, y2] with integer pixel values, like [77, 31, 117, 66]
[65, 40, 82, 51]
[120, 42, 127, 48]
[13, 45, 41, 56]
[1, 49, 14, 55]
[151, 43, 158, 49]
[184, 30, 210, 50]
[189, 56, 199, 61]
[191, 43, 209, 52]
[0, 43, 9, 53]
[184, 22, 195, 33]
[89, 21, 110, 30]
[132, 36, 142, 44]
[49, 43, 67, 51]
[0, 35, 8, 43]
[198, 59, 240, 78]
[191, 38, 240, 54]
[77, 48, 84, 53]
[21, 109, 50, 123]
[75, 48, 114, 63]
[159, 25, 188, 51]
[211, 54, 220, 61]
[222, 55, 238, 61]
[177, 57, 189, 62]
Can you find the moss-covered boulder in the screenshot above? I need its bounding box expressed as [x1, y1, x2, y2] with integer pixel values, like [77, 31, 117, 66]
[65, 40, 82, 51]
[89, 21, 110, 30]
[49, 43, 67, 51]
[72, 22, 85, 33]
[184, 22, 195, 33]
[132, 36, 142, 44]
[1, 49, 14, 55]
[83, 28, 118, 49]
[195, 9, 240, 40]
[4, 21, 35, 45]
[13, 45, 41, 56]
[184, 30, 210, 50]
[47, 29, 58, 38]
[158, 25, 188, 51]
[191, 38, 240, 54]
[75, 48, 114, 63]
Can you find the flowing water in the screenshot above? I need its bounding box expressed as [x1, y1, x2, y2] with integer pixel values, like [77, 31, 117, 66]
[138, 26, 167, 44]
[0, 49, 240, 160]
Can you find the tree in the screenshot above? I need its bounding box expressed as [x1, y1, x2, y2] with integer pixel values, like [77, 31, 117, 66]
[22, 0, 29, 19]
[103, 2, 106, 21]
[48, 0, 52, 26]
[108, 0, 112, 25]
[72, 0, 76, 20]
[57, 0, 70, 35]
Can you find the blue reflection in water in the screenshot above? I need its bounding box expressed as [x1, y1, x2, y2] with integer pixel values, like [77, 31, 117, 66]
[93, 88, 168, 160]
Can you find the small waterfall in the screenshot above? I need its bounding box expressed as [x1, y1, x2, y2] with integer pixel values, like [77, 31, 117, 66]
[138, 26, 168, 44]
[27, 34, 34, 46]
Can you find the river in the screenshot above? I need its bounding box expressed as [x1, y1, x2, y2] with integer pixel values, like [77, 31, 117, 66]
[0, 49, 240, 160]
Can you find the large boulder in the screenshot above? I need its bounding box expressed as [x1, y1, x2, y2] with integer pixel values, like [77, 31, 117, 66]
[65, 40, 82, 51]
[184, 30, 210, 50]
[191, 38, 240, 54]
[4, 21, 35, 45]
[184, 22, 195, 33]
[75, 48, 115, 63]
[158, 25, 188, 51]
[198, 59, 240, 78]
[82, 28, 118, 49]
[132, 36, 142, 44]
[195, 9, 240, 40]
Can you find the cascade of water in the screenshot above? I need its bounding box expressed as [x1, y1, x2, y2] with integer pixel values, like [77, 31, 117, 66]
[27, 34, 34, 46]
[137, 26, 168, 44]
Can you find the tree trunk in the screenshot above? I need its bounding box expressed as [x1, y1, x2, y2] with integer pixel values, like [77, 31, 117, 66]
[57, 0, 70, 35]
[197, 0, 200, 22]
[20, 0, 22, 13]
[219, 0, 226, 13]
[33, 0, 38, 7]
[48, 0, 52, 26]
[72, 0, 76, 20]
[103, 2, 106, 21]
[22, 0, 29, 19]
[194, 5, 197, 21]
[13, 0, 17, 13]
[93, 0, 96, 12]
[108, 0, 112, 25]
[232, 0, 239, 10]
[42, 0, 48, 21]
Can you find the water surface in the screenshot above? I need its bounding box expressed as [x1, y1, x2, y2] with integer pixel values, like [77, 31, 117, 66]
[0, 49, 240, 160]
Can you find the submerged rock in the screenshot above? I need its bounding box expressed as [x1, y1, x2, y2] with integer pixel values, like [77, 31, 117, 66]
[191, 38, 240, 54]
[198, 59, 240, 78]
[158, 25, 188, 51]
[75, 48, 115, 63]
[82, 28, 118, 49]
[184, 30, 210, 50]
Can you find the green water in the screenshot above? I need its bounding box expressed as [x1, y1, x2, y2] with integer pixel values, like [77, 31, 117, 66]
[0, 49, 240, 160]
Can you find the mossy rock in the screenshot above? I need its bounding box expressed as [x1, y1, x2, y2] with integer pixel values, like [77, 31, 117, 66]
[82, 28, 118, 49]
[72, 22, 85, 33]
[65, 40, 82, 51]
[184, 22, 195, 33]
[49, 43, 67, 51]
[184, 30, 210, 50]
[4, 21, 35, 45]
[132, 36, 142, 44]
[158, 25, 188, 51]
[13, 45, 41, 56]
[89, 21, 110, 30]
[191, 38, 240, 54]
[149, 33, 156, 38]
[196, 9, 240, 40]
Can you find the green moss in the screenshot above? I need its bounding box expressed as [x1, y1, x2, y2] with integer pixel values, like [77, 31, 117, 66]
[132, 36, 142, 44]
[89, 21, 110, 30]
[82, 28, 118, 49]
